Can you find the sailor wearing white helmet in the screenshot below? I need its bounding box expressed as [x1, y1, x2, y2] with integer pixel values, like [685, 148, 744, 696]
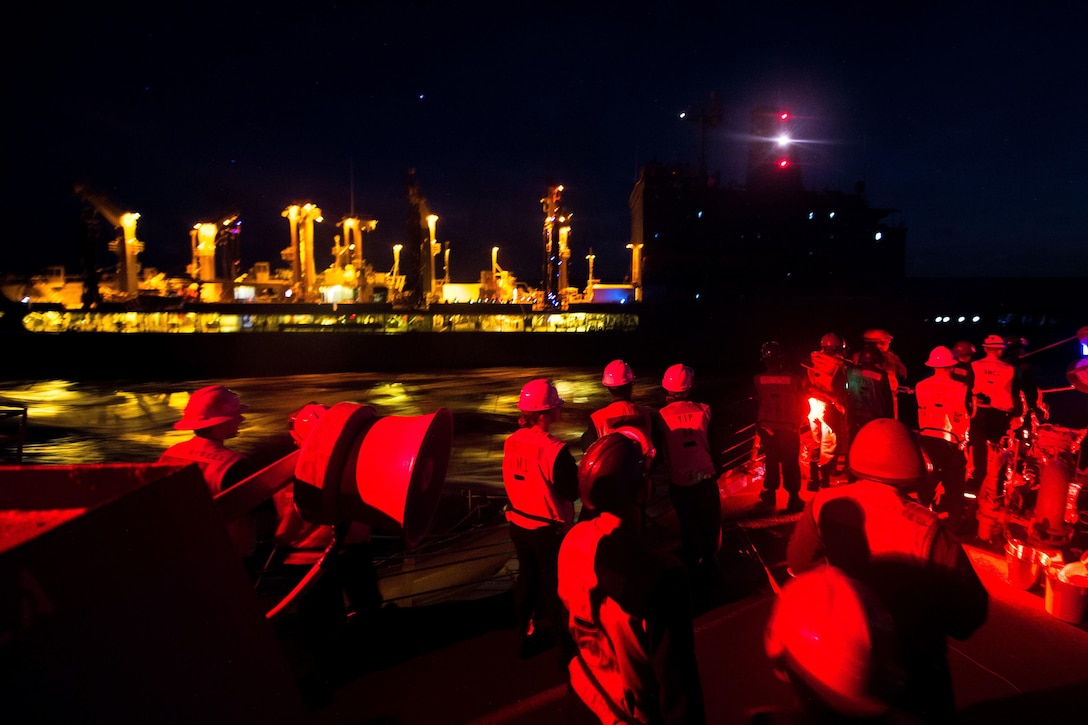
[658, 363, 721, 588]
[159, 385, 260, 564]
[966, 334, 1023, 495]
[502, 378, 579, 660]
[914, 346, 972, 534]
[582, 358, 659, 456]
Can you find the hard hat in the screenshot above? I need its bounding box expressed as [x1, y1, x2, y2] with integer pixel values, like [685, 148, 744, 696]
[602, 359, 635, 387]
[924, 346, 956, 368]
[662, 363, 694, 393]
[289, 402, 329, 446]
[518, 378, 563, 412]
[862, 329, 892, 343]
[760, 341, 783, 361]
[578, 432, 646, 513]
[765, 565, 902, 718]
[982, 334, 1007, 349]
[174, 385, 247, 430]
[952, 340, 976, 358]
[846, 418, 926, 489]
[819, 333, 843, 352]
[857, 347, 883, 368]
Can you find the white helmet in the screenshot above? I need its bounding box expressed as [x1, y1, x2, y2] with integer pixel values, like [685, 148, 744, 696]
[174, 385, 247, 430]
[924, 346, 956, 368]
[602, 359, 635, 387]
[518, 378, 563, 412]
[662, 363, 694, 393]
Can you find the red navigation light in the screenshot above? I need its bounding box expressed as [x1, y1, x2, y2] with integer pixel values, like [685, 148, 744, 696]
[778, 159, 790, 168]
[779, 112, 789, 120]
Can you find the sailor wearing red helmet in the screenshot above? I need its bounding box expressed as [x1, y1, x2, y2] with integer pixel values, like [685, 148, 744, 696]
[503, 378, 579, 659]
[658, 363, 721, 589]
[787, 419, 989, 722]
[558, 432, 706, 724]
[914, 347, 972, 534]
[159, 385, 260, 564]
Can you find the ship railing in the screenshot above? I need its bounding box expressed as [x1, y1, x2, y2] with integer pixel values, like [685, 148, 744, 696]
[0, 404, 28, 463]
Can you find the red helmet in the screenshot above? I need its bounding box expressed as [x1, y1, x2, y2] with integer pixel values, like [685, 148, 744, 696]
[846, 419, 927, 489]
[952, 340, 976, 358]
[662, 363, 694, 393]
[578, 432, 646, 513]
[982, 334, 1006, 349]
[602, 359, 636, 387]
[518, 378, 563, 412]
[765, 565, 903, 717]
[819, 332, 843, 353]
[174, 385, 247, 430]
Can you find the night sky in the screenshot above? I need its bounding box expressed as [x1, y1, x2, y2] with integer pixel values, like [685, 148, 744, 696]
[7, 1, 1086, 286]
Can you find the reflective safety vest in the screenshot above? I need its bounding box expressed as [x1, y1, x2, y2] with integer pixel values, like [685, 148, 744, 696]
[971, 357, 1016, 412]
[845, 365, 893, 419]
[502, 426, 575, 530]
[754, 371, 805, 430]
[916, 375, 969, 444]
[591, 400, 655, 439]
[659, 400, 715, 486]
[811, 480, 940, 562]
[158, 437, 256, 556]
[807, 350, 846, 404]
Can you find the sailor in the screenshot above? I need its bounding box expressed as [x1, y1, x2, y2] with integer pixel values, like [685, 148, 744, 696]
[843, 346, 895, 465]
[657, 363, 721, 587]
[787, 419, 989, 723]
[1002, 336, 1048, 423]
[502, 378, 579, 659]
[966, 334, 1022, 495]
[753, 341, 807, 513]
[950, 340, 977, 403]
[804, 333, 848, 490]
[857, 329, 908, 419]
[581, 359, 659, 452]
[158, 385, 261, 566]
[915, 346, 971, 534]
[558, 433, 706, 724]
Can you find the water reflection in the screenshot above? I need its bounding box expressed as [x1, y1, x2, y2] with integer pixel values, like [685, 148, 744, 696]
[0, 369, 628, 491]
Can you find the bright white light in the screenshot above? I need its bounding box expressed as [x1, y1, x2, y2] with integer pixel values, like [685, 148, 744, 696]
[957, 316, 966, 323]
[972, 316, 981, 323]
[943, 316, 951, 323]
[776, 134, 791, 146]
[828, 212, 835, 219]
[679, 112, 687, 119]
[874, 231, 883, 241]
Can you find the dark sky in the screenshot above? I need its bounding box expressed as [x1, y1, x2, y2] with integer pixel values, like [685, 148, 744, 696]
[6, 1, 1086, 285]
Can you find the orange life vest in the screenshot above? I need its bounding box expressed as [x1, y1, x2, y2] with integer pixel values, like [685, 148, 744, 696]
[591, 400, 654, 439]
[811, 480, 940, 561]
[502, 426, 574, 529]
[971, 357, 1016, 412]
[659, 400, 715, 485]
[915, 375, 969, 444]
[807, 350, 846, 404]
[158, 437, 256, 556]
